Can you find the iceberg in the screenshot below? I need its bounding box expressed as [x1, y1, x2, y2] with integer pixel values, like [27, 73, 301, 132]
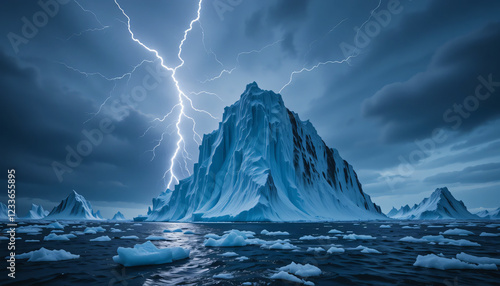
[146, 82, 384, 222]
[112, 211, 127, 221]
[112, 241, 189, 267]
[414, 254, 497, 270]
[24, 204, 49, 219]
[388, 187, 479, 220]
[46, 190, 101, 220]
[17, 248, 79, 262]
[90, 235, 112, 242]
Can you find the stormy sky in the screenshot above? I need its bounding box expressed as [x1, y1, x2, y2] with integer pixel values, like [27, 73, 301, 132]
[1, 0, 499, 218]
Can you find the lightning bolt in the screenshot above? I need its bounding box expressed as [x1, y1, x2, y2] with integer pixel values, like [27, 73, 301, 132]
[114, 0, 216, 189]
[62, 0, 110, 41]
[279, 0, 381, 94]
[201, 39, 283, 83]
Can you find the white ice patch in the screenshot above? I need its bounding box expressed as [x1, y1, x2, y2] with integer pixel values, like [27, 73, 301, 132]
[121, 235, 139, 240]
[17, 248, 79, 262]
[270, 271, 314, 285]
[349, 245, 381, 254]
[113, 241, 189, 267]
[400, 235, 480, 246]
[261, 229, 290, 236]
[480, 232, 500, 237]
[327, 229, 343, 234]
[213, 273, 234, 279]
[278, 262, 321, 277]
[307, 247, 325, 252]
[440, 228, 474, 236]
[299, 235, 337, 240]
[327, 246, 345, 253]
[90, 236, 111, 242]
[43, 233, 76, 241]
[413, 254, 497, 270]
[220, 252, 239, 257]
[379, 225, 391, 228]
[342, 234, 376, 240]
[456, 252, 500, 265]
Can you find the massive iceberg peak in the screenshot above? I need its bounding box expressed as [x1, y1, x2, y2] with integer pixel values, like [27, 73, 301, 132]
[147, 82, 384, 221]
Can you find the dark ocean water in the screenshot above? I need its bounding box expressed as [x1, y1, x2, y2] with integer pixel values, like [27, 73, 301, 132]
[1, 221, 499, 285]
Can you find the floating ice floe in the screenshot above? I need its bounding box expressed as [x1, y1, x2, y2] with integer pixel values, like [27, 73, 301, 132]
[51, 230, 64, 233]
[44, 233, 76, 241]
[145, 235, 167, 241]
[379, 225, 391, 228]
[307, 247, 325, 253]
[456, 252, 500, 265]
[270, 271, 314, 285]
[342, 234, 376, 240]
[402, 225, 420, 229]
[485, 224, 500, 228]
[110, 228, 123, 233]
[25, 239, 40, 243]
[172, 228, 183, 232]
[479, 232, 500, 237]
[278, 262, 321, 277]
[113, 241, 190, 267]
[16, 226, 43, 234]
[213, 273, 234, 279]
[220, 252, 239, 257]
[261, 229, 290, 236]
[263, 242, 299, 250]
[121, 235, 139, 240]
[400, 235, 480, 246]
[47, 222, 65, 230]
[327, 229, 343, 234]
[427, 225, 445, 228]
[16, 248, 79, 262]
[205, 231, 247, 247]
[184, 230, 195, 234]
[440, 228, 474, 236]
[235, 256, 249, 261]
[327, 246, 345, 253]
[132, 223, 142, 226]
[413, 254, 497, 270]
[90, 235, 111, 242]
[299, 235, 336, 240]
[84, 226, 106, 234]
[349, 245, 381, 254]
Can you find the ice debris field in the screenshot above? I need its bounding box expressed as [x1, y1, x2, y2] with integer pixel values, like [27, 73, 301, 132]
[1, 221, 500, 285]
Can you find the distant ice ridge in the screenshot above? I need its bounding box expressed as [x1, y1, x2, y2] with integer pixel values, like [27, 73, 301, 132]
[475, 207, 500, 219]
[387, 187, 479, 220]
[46, 190, 102, 220]
[147, 82, 383, 222]
[24, 204, 49, 219]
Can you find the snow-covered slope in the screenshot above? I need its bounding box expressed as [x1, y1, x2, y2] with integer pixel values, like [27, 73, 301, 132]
[388, 187, 478, 220]
[24, 204, 49, 219]
[46, 190, 101, 220]
[147, 82, 384, 222]
[112, 211, 127, 220]
[475, 208, 500, 219]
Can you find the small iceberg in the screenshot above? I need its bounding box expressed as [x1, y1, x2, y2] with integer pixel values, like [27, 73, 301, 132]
[113, 241, 189, 267]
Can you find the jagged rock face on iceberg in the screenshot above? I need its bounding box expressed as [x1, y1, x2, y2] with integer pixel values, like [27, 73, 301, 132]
[25, 204, 49, 219]
[388, 187, 479, 220]
[148, 82, 383, 222]
[46, 190, 101, 220]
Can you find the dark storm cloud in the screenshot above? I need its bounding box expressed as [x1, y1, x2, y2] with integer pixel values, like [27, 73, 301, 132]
[362, 22, 500, 143]
[424, 162, 500, 185]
